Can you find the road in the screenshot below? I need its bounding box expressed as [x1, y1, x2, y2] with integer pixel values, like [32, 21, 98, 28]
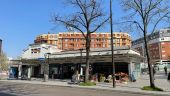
[0, 81, 165, 96]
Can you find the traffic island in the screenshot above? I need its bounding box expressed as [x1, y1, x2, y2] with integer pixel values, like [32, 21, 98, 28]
[141, 86, 163, 91]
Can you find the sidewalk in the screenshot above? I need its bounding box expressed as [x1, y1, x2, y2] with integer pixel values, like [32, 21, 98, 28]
[1, 71, 170, 95]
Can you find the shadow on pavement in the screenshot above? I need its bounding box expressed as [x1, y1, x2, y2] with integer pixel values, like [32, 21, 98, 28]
[0, 92, 17, 96]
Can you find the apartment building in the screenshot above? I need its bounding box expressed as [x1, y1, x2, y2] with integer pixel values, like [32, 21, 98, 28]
[34, 32, 131, 50]
[34, 33, 58, 45]
[132, 28, 170, 66]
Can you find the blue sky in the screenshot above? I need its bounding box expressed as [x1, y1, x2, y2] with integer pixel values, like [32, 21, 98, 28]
[0, 0, 168, 58]
[0, 0, 66, 58]
[0, 0, 121, 58]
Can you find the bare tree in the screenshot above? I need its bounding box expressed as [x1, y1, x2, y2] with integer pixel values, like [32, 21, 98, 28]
[54, 0, 109, 82]
[0, 52, 8, 71]
[120, 0, 170, 88]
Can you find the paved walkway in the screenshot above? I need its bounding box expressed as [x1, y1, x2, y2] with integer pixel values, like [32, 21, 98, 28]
[1, 71, 170, 95]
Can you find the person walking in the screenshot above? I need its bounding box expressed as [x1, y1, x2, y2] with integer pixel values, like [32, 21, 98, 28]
[167, 72, 170, 82]
[164, 66, 167, 75]
[153, 67, 156, 80]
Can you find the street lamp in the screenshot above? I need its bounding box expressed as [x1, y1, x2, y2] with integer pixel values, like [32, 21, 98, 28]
[44, 52, 51, 82]
[110, 0, 116, 88]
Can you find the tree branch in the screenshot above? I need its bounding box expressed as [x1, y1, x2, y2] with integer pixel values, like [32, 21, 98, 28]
[91, 17, 109, 33]
[151, 12, 170, 34]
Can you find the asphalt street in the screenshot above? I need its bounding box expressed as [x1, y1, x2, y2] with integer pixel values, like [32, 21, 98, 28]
[0, 81, 167, 96]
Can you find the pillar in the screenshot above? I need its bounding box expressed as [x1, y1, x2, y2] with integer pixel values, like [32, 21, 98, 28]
[18, 63, 22, 79]
[27, 66, 32, 79]
[128, 60, 133, 76]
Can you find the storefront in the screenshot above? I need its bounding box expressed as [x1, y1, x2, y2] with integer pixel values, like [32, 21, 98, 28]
[20, 47, 144, 81]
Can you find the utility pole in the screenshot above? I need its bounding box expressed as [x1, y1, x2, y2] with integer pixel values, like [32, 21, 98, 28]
[110, 0, 116, 88]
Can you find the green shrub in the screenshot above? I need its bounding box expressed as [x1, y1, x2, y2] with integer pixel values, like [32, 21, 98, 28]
[79, 82, 96, 86]
[141, 86, 163, 91]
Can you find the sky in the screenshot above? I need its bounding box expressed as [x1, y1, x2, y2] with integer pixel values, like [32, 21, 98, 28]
[0, 0, 168, 58]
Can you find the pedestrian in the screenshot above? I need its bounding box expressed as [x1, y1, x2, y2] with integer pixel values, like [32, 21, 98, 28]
[51, 70, 54, 79]
[153, 67, 156, 80]
[164, 66, 167, 75]
[153, 67, 156, 75]
[168, 72, 170, 82]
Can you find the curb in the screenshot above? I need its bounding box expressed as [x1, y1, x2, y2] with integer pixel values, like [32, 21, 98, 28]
[0, 80, 169, 96]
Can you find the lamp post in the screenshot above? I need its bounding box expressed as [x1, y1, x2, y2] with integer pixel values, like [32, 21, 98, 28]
[110, 0, 116, 88]
[44, 52, 51, 82]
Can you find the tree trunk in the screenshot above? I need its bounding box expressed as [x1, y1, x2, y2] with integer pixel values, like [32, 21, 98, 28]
[143, 30, 155, 88]
[85, 35, 91, 83]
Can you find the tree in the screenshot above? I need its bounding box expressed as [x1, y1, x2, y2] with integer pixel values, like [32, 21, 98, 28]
[0, 52, 8, 71]
[54, 0, 109, 82]
[120, 0, 170, 88]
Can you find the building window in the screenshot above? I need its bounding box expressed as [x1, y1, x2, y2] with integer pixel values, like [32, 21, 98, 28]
[65, 39, 68, 42]
[122, 43, 126, 45]
[92, 44, 94, 47]
[113, 39, 116, 43]
[117, 39, 120, 43]
[162, 55, 166, 57]
[162, 50, 165, 52]
[70, 43, 74, 47]
[70, 39, 74, 42]
[65, 44, 68, 47]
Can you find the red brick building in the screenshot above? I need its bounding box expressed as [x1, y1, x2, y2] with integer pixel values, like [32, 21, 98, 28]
[34, 32, 132, 51]
[132, 28, 170, 66]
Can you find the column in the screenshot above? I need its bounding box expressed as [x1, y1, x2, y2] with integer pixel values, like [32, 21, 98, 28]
[128, 60, 134, 82]
[27, 66, 32, 79]
[128, 60, 133, 76]
[18, 63, 22, 79]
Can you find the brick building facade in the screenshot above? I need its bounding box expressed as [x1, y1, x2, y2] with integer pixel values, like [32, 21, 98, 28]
[132, 28, 170, 66]
[34, 32, 131, 50]
[34, 33, 58, 45]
